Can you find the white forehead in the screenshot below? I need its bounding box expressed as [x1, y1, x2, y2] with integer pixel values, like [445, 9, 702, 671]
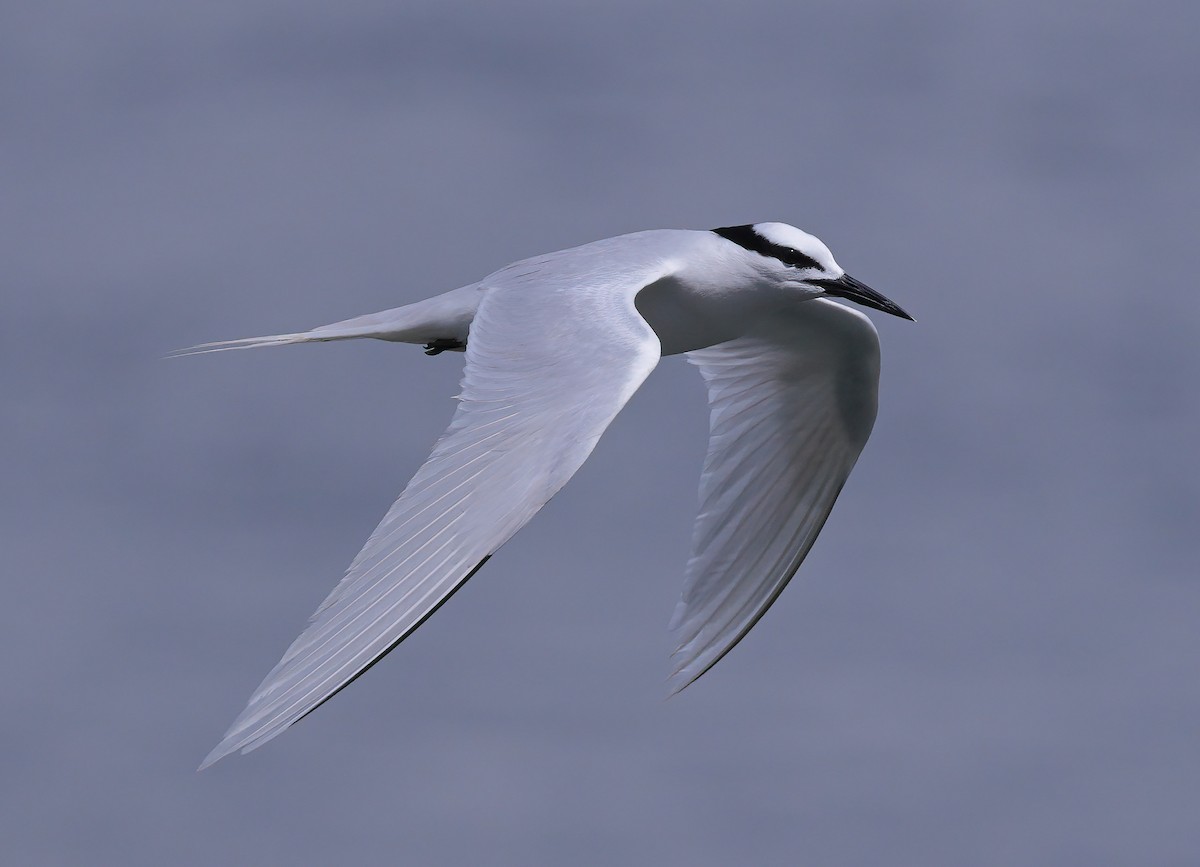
[755, 222, 838, 269]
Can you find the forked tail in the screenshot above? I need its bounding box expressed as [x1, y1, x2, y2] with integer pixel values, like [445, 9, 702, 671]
[166, 332, 322, 358]
[168, 282, 484, 359]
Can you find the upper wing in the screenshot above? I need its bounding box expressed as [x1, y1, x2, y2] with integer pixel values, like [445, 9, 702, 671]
[201, 261, 669, 768]
[668, 299, 882, 693]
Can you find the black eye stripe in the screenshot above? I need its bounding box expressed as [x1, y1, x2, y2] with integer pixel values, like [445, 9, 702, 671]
[712, 224, 822, 271]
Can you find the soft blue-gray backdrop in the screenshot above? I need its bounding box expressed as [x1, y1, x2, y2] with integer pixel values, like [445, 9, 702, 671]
[4, 1, 1198, 864]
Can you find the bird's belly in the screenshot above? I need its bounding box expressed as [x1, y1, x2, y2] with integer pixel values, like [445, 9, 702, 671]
[634, 275, 775, 356]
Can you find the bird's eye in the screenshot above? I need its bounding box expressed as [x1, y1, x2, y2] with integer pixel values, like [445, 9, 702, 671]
[782, 248, 822, 271]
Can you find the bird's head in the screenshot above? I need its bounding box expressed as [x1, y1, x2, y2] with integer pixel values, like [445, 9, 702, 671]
[712, 222, 914, 321]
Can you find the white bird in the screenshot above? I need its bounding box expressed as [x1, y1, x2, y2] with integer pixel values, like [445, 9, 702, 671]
[179, 222, 913, 768]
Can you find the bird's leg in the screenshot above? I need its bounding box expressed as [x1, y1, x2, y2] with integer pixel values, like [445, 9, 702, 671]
[423, 338, 467, 356]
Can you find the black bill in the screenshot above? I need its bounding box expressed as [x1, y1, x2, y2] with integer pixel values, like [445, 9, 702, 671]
[811, 274, 914, 321]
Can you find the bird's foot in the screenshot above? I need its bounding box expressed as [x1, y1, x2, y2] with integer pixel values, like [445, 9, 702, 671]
[423, 338, 467, 356]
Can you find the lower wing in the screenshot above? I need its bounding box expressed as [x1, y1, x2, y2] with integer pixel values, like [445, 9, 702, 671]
[669, 299, 882, 693]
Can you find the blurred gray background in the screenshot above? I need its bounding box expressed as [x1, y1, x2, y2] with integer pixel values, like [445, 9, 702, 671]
[4, 1, 1198, 864]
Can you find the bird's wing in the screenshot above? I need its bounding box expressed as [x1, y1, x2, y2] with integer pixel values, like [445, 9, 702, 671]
[202, 262, 669, 768]
[668, 299, 881, 693]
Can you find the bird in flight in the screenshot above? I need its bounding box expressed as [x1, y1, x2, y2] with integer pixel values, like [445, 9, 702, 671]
[177, 222, 913, 768]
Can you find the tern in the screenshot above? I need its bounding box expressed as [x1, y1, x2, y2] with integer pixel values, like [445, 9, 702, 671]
[179, 222, 913, 768]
